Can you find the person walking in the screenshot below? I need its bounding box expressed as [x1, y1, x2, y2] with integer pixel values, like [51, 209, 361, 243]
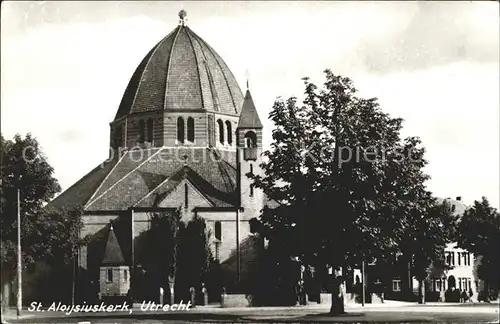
[460, 290, 467, 303]
[468, 288, 474, 303]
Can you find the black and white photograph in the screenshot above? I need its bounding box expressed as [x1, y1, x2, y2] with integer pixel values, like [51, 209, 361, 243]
[1, 1, 499, 323]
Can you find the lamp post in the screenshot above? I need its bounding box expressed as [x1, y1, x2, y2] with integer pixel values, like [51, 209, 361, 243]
[16, 188, 22, 318]
[361, 260, 366, 307]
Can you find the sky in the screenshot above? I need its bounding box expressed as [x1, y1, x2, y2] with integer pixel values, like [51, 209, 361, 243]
[1, 1, 499, 209]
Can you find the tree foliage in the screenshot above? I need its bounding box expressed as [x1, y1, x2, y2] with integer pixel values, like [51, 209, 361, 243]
[456, 197, 500, 295]
[175, 215, 213, 296]
[1, 133, 83, 284]
[250, 70, 454, 311]
[138, 210, 182, 293]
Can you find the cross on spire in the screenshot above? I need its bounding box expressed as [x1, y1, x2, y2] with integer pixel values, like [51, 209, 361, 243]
[245, 69, 250, 90]
[179, 9, 187, 26]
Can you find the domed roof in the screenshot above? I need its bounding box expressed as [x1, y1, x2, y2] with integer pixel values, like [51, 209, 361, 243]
[114, 21, 244, 120]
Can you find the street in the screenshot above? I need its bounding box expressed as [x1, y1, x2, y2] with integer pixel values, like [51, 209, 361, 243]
[5, 303, 499, 323]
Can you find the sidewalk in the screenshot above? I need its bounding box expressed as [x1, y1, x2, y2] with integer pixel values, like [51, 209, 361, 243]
[1, 308, 35, 323]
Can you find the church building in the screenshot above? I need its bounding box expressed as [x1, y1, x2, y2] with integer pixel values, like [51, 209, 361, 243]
[46, 10, 271, 301]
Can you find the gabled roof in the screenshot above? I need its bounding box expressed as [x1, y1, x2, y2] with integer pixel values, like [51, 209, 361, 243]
[101, 224, 126, 266]
[83, 147, 237, 211]
[237, 90, 263, 129]
[43, 156, 119, 213]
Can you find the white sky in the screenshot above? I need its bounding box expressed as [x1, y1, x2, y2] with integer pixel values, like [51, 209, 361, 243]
[1, 1, 499, 209]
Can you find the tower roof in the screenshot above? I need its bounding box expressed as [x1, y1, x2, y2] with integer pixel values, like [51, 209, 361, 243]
[237, 90, 263, 129]
[114, 12, 244, 120]
[101, 224, 125, 266]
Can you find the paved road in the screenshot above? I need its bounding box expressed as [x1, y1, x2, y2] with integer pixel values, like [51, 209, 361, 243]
[4, 303, 499, 323]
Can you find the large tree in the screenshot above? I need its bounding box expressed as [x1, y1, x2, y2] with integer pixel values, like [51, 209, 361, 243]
[1, 134, 83, 295]
[250, 70, 440, 314]
[403, 199, 458, 303]
[175, 215, 213, 302]
[456, 197, 500, 300]
[137, 210, 182, 300]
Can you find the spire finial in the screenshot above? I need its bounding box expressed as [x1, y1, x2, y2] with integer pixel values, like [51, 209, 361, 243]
[245, 69, 250, 90]
[179, 9, 187, 26]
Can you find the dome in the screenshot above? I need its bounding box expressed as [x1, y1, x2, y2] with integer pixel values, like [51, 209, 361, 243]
[114, 22, 244, 120]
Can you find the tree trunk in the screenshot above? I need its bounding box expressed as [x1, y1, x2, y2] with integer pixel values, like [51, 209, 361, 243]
[329, 275, 346, 315]
[484, 281, 490, 302]
[418, 279, 425, 304]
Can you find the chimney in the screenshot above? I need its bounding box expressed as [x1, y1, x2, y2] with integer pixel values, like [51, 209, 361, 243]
[456, 196, 461, 201]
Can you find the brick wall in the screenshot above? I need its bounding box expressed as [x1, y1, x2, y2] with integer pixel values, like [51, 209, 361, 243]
[99, 265, 130, 296]
[163, 112, 207, 146]
[214, 114, 239, 149]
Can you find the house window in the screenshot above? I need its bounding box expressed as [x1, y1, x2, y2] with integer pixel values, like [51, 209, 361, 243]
[250, 164, 253, 175]
[458, 253, 461, 265]
[215, 221, 222, 241]
[184, 183, 188, 208]
[392, 279, 401, 292]
[250, 184, 254, 197]
[124, 269, 128, 282]
[244, 131, 257, 148]
[147, 118, 154, 143]
[187, 117, 195, 142]
[446, 252, 455, 266]
[138, 120, 145, 143]
[434, 279, 443, 292]
[177, 117, 185, 143]
[107, 269, 113, 282]
[225, 121, 232, 145]
[217, 119, 224, 144]
[467, 253, 471, 266]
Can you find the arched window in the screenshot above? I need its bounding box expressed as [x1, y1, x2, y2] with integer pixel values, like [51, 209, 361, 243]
[244, 131, 257, 148]
[114, 125, 123, 148]
[215, 221, 222, 241]
[225, 121, 232, 145]
[187, 117, 195, 142]
[138, 120, 145, 143]
[217, 119, 224, 144]
[146, 118, 154, 143]
[177, 117, 185, 143]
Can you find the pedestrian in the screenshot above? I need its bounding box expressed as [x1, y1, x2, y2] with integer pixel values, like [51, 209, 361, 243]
[460, 290, 467, 303]
[468, 289, 473, 303]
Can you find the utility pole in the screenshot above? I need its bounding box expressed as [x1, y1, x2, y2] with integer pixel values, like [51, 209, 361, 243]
[361, 260, 366, 307]
[71, 250, 76, 306]
[16, 188, 22, 318]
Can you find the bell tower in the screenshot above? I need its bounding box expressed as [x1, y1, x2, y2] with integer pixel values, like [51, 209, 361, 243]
[236, 85, 263, 214]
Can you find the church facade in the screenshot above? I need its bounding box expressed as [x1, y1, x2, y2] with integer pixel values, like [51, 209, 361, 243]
[46, 11, 271, 301]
